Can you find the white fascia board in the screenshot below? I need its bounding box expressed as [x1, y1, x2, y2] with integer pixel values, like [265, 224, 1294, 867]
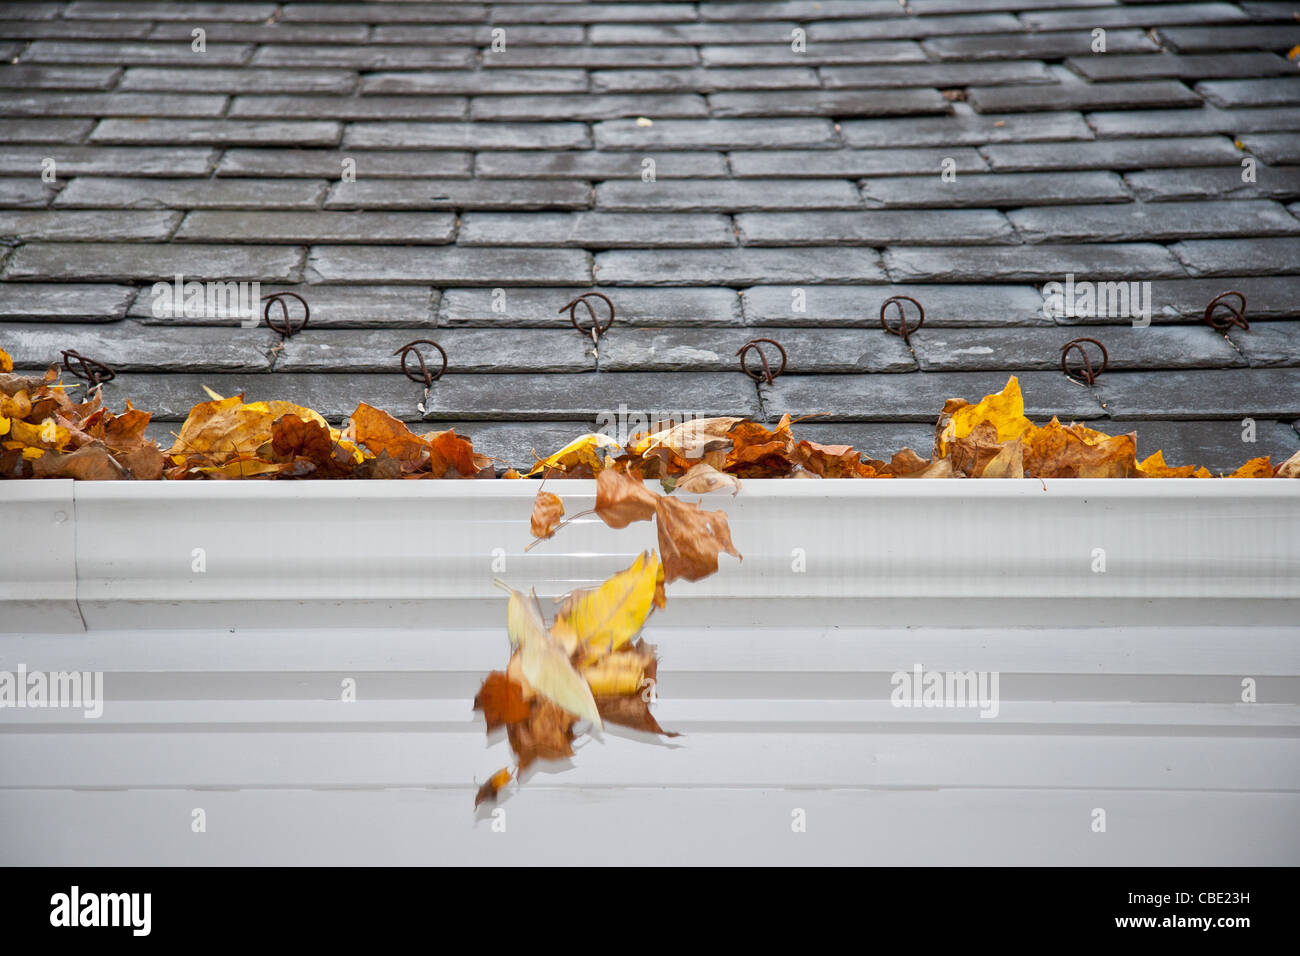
[2, 478, 1299, 632]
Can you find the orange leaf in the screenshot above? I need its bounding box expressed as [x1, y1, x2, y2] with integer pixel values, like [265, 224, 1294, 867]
[530, 489, 565, 539]
[475, 767, 513, 808]
[473, 671, 532, 731]
[595, 466, 659, 529]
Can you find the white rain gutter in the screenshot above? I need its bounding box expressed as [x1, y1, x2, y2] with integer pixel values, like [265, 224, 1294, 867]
[5, 478, 1299, 632]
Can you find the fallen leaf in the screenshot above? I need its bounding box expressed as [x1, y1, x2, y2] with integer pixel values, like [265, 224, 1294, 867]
[676, 461, 741, 495]
[474, 671, 531, 731]
[526, 432, 622, 477]
[655, 495, 741, 583]
[31, 442, 127, 480]
[507, 698, 577, 770]
[935, 376, 1033, 458]
[530, 489, 565, 539]
[1138, 450, 1211, 478]
[1227, 456, 1273, 478]
[499, 581, 602, 729]
[475, 767, 513, 808]
[1276, 449, 1300, 478]
[551, 551, 662, 662]
[1022, 418, 1138, 478]
[631, 416, 743, 466]
[595, 466, 659, 529]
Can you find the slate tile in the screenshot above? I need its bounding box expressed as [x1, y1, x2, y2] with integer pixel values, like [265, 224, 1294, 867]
[0, 210, 180, 242]
[923, 30, 1158, 60]
[216, 149, 473, 180]
[1123, 166, 1300, 202]
[1197, 78, 1300, 109]
[280, 3, 489, 23]
[0, 92, 228, 118]
[1094, 368, 1300, 419]
[306, 246, 591, 286]
[1170, 237, 1300, 276]
[840, 108, 1093, 148]
[0, 65, 122, 89]
[230, 95, 469, 121]
[1065, 52, 1293, 82]
[1087, 105, 1300, 137]
[132, 285, 440, 328]
[175, 211, 457, 245]
[981, 136, 1241, 170]
[91, 119, 341, 147]
[1238, 133, 1300, 165]
[1238, 1, 1300, 17]
[1021, 3, 1248, 30]
[596, 179, 861, 212]
[1228, 321, 1300, 367]
[736, 209, 1017, 245]
[273, 329, 594, 373]
[910, 0, 1114, 10]
[107, 372, 419, 421]
[481, 46, 699, 68]
[457, 212, 736, 248]
[0, 19, 153, 39]
[370, 25, 584, 45]
[969, 81, 1202, 114]
[740, 284, 1048, 327]
[1010, 200, 1300, 243]
[118, 67, 357, 95]
[780, 421, 935, 459]
[0, 283, 136, 322]
[0, 2, 59, 18]
[596, 326, 915, 373]
[145, 22, 371, 44]
[707, 89, 951, 118]
[419, 371, 761, 423]
[362, 70, 589, 95]
[698, 1, 902, 19]
[251, 46, 475, 70]
[21, 40, 253, 65]
[595, 118, 838, 150]
[820, 60, 1055, 89]
[439, 286, 744, 327]
[730, 147, 988, 177]
[0, 119, 95, 143]
[491, 3, 698, 24]
[761, 371, 1104, 423]
[4, 243, 305, 282]
[805, 13, 1025, 41]
[860, 171, 1128, 207]
[699, 41, 927, 68]
[0, 321, 274, 373]
[908, 325, 1244, 372]
[884, 243, 1188, 281]
[587, 22, 801, 44]
[474, 150, 728, 179]
[470, 93, 708, 122]
[0, 178, 58, 207]
[1156, 25, 1300, 52]
[324, 179, 591, 211]
[0, 145, 216, 178]
[66, 2, 278, 21]
[343, 121, 590, 150]
[590, 68, 821, 93]
[594, 248, 886, 285]
[53, 177, 328, 210]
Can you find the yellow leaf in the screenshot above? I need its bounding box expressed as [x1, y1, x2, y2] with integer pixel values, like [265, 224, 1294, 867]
[552, 551, 662, 663]
[525, 432, 622, 476]
[580, 645, 655, 697]
[9, 417, 70, 450]
[0, 347, 12, 373]
[936, 376, 1032, 457]
[497, 581, 602, 729]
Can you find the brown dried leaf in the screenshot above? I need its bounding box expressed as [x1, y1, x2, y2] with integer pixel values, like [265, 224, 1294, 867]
[475, 767, 513, 808]
[595, 466, 659, 529]
[473, 670, 532, 732]
[655, 494, 741, 583]
[530, 489, 565, 539]
[676, 461, 741, 495]
[507, 698, 577, 771]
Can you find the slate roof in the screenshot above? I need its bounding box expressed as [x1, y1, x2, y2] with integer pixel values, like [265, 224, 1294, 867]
[1, 0, 1298, 471]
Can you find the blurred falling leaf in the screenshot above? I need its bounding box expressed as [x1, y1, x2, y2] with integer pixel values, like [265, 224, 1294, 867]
[475, 767, 513, 808]
[499, 581, 602, 729]
[530, 489, 565, 539]
[655, 495, 741, 583]
[552, 551, 662, 663]
[595, 466, 659, 528]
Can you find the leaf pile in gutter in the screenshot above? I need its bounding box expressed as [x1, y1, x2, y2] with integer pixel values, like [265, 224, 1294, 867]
[2, 349, 1296, 479]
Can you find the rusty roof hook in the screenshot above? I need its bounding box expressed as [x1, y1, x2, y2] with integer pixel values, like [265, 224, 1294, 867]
[560, 291, 614, 357]
[1060, 337, 1109, 386]
[737, 337, 788, 384]
[262, 291, 310, 338]
[60, 349, 116, 389]
[880, 294, 924, 343]
[1201, 290, 1248, 332]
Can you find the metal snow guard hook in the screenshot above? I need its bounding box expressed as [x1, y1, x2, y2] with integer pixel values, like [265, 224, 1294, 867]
[262, 292, 310, 338]
[1202, 290, 1248, 332]
[560, 291, 615, 357]
[60, 349, 116, 388]
[1060, 337, 1109, 386]
[737, 337, 787, 384]
[880, 294, 924, 343]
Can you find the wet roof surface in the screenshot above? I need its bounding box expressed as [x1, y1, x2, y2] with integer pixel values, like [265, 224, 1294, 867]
[1, 0, 1298, 469]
